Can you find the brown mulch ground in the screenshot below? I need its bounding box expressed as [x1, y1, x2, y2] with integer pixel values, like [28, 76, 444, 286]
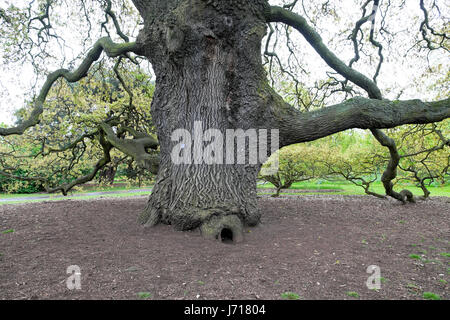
[0, 195, 449, 300]
[258, 188, 344, 194]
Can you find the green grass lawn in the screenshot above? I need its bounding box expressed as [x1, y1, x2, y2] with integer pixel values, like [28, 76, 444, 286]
[0, 179, 448, 205]
[257, 180, 450, 197]
[0, 183, 153, 204]
[0, 191, 151, 204]
[0, 183, 153, 198]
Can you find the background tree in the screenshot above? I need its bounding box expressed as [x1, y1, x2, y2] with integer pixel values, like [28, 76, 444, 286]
[0, 60, 156, 194]
[0, 0, 448, 241]
[259, 144, 326, 197]
[320, 133, 389, 199]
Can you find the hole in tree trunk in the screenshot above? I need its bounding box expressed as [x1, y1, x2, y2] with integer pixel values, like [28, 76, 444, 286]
[200, 215, 244, 243]
[220, 228, 234, 244]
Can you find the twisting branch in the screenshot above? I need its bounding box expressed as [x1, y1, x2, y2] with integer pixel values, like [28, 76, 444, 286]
[348, 0, 372, 68]
[265, 5, 449, 203]
[99, 122, 159, 174]
[42, 131, 97, 156]
[399, 164, 434, 200]
[397, 123, 449, 199]
[419, 0, 449, 52]
[370, 129, 415, 203]
[0, 169, 48, 185]
[324, 163, 386, 199]
[27, 0, 54, 44]
[40, 112, 121, 156]
[0, 37, 140, 137]
[0, 128, 113, 195]
[46, 131, 113, 196]
[101, 0, 130, 43]
[367, 0, 384, 83]
[266, 6, 382, 99]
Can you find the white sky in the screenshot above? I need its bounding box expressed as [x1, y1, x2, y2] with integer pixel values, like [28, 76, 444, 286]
[0, 0, 448, 126]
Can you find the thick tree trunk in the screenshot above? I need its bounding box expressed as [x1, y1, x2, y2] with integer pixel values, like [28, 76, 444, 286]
[130, 0, 449, 240]
[134, 0, 272, 241]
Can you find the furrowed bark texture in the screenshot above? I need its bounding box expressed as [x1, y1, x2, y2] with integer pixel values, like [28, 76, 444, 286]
[134, 0, 274, 237]
[131, 0, 449, 237]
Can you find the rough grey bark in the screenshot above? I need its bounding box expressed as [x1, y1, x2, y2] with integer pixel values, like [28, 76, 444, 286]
[133, 0, 272, 239]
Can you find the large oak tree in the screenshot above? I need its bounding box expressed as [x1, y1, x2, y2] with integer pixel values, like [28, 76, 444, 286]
[0, 0, 448, 242]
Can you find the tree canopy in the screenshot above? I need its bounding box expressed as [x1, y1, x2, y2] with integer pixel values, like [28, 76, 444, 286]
[0, 0, 448, 210]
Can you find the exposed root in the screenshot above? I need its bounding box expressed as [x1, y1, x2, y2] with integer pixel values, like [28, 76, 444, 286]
[138, 203, 161, 227]
[399, 189, 416, 204]
[200, 214, 244, 243]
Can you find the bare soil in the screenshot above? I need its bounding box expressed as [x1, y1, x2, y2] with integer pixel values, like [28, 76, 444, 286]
[258, 188, 344, 194]
[0, 195, 449, 300]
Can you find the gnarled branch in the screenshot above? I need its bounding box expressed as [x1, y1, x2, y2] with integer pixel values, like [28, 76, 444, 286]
[0, 37, 141, 137]
[266, 5, 450, 203]
[274, 96, 449, 146]
[46, 132, 113, 195]
[99, 122, 159, 174]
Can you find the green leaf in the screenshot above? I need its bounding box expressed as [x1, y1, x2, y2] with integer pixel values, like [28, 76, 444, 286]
[137, 292, 151, 299]
[281, 292, 301, 300]
[423, 292, 441, 300]
[346, 291, 359, 298]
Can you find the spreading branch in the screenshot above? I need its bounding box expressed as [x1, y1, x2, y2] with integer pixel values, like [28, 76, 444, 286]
[266, 5, 449, 203]
[0, 37, 140, 137]
[99, 122, 159, 174]
[275, 96, 449, 146]
[46, 132, 113, 195]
